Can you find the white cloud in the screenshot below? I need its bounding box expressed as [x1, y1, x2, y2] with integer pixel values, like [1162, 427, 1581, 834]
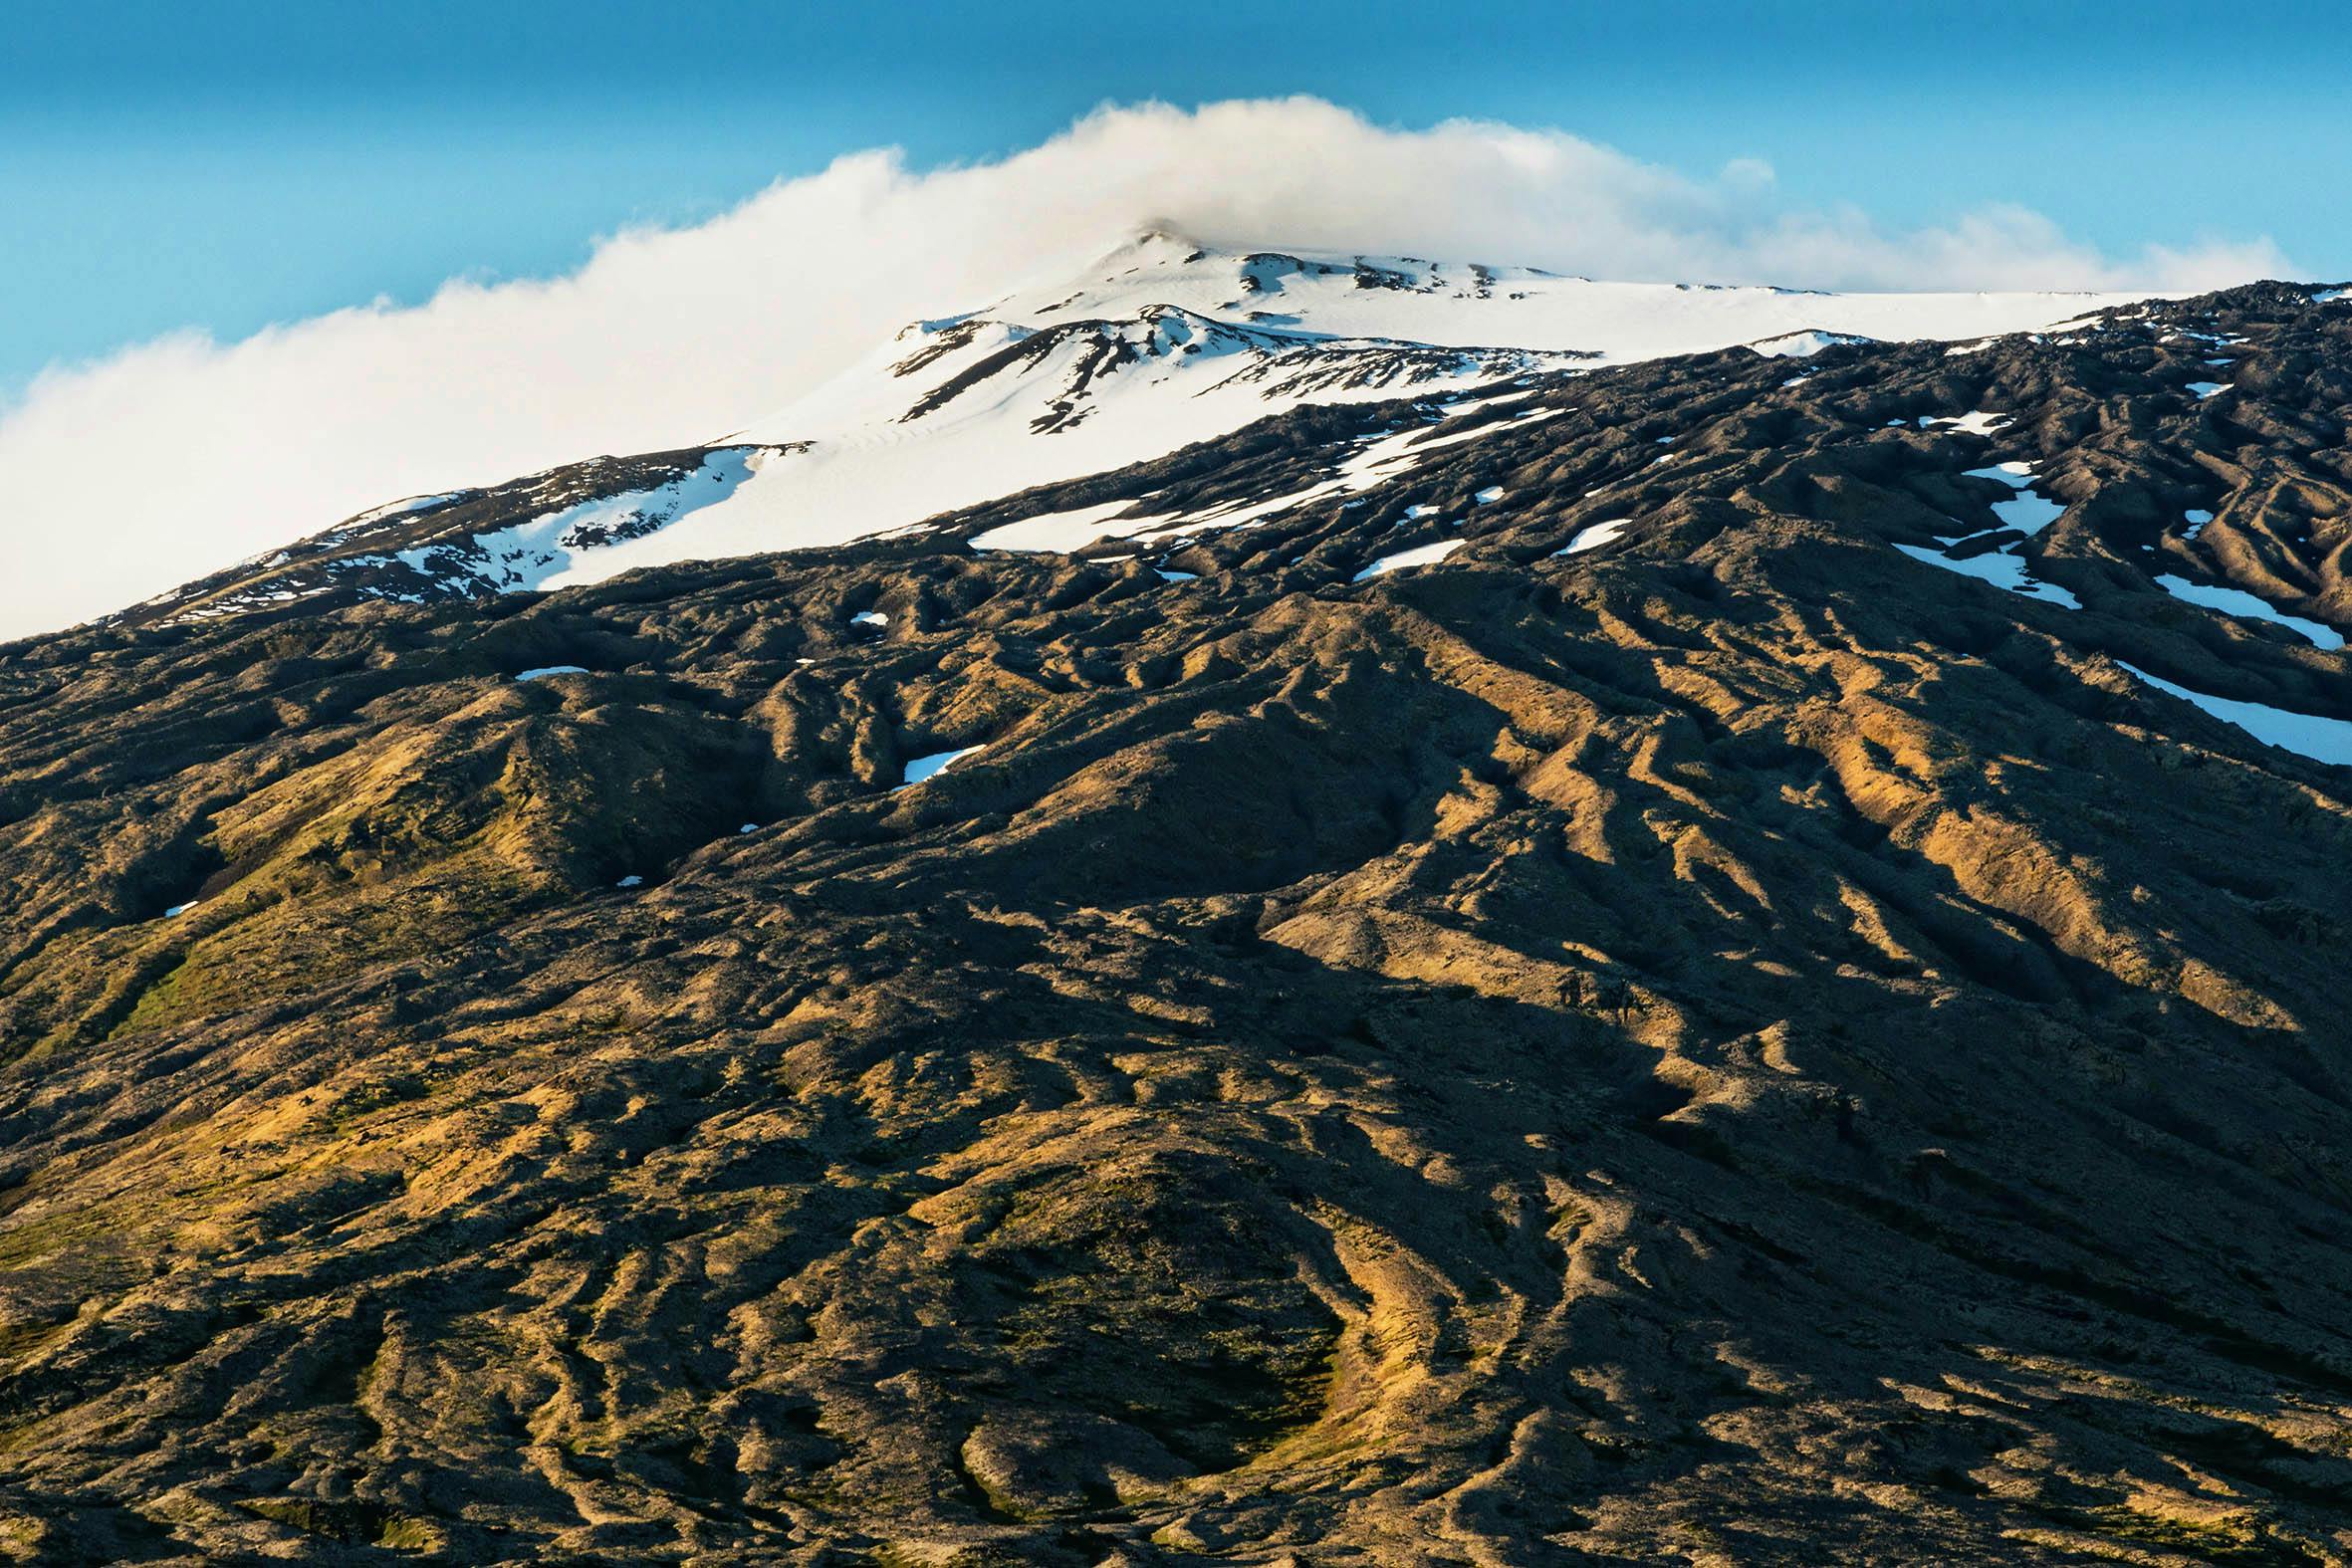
[0, 96, 2290, 641]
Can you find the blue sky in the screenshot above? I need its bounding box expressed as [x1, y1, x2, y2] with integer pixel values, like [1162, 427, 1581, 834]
[4, 0, 2344, 393]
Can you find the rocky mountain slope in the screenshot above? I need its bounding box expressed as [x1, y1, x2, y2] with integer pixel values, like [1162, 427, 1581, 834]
[1, 273, 2351, 1563]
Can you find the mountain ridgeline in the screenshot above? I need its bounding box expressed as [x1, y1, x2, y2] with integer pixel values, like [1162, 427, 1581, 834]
[1, 263, 2351, 1562]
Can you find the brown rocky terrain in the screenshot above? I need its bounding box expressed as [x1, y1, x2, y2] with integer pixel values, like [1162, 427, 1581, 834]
[1, 283, 2350, 1563]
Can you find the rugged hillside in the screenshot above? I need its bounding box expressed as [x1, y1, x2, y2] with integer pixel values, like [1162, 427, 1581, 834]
[1, 281, 2351, 1563]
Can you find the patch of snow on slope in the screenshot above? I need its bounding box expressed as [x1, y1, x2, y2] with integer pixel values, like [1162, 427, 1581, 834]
[2187, 381, 2233, 400]
[969, 499, 1151, 553]
[1894, 543, 2079, 608]
[1353, 540, 1465, 580]
[516, 665, 590, 681]
[1925, 411, 2010, 436]
[1966, 463, 2065, 536]
[973, 405, 1561, 556]
[2152, 575, 2344, 649]
[1556, 519, 1634, 556]
[2119, 664, 2352, 766]
[1746, 330, 1876, 358]
[408, 449, 761, 593]
[898, 746, 984, 787]
[345, 491, 467, 528]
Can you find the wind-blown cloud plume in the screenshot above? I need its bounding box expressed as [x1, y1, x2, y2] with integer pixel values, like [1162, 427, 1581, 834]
[0, 97, 2289, 640]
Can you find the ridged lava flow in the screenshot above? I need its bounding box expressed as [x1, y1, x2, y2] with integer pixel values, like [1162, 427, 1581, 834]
[1, 277, 2350, 1562]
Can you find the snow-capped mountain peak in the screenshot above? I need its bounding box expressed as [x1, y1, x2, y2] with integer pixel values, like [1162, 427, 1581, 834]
[128, 228, 2157, 626]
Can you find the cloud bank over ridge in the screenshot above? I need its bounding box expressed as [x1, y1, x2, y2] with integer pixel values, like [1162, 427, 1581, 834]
[0, 97, 2290, 639]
